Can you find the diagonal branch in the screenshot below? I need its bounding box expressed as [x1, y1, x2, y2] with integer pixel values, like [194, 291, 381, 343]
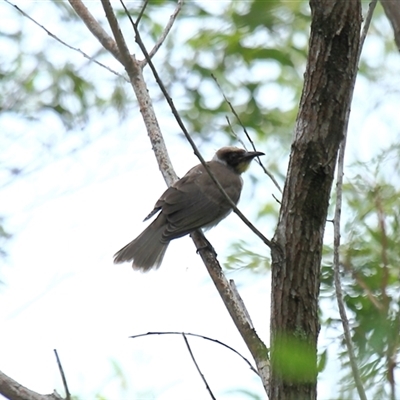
[141, 0, 184, 65]
[54, 349, 71, 400]
[130, 331, 259, 375]
[211, 73, 283, 194]
[182, 333, 216, 400]
[100, 0, 135, 74]
[68, 0, 123, 64]
[380, 0, 400, 51]
[4, 0, 127, 81]
[135, 0, 149, 27]
[70, 0, 176, 185]
[0, 370, 63, 400]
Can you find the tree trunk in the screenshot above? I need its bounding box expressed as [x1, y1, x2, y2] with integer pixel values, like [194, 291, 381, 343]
[269, 1, 362, 399]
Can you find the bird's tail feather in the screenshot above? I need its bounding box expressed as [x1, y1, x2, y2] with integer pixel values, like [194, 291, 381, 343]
[114, 216, 169, 272]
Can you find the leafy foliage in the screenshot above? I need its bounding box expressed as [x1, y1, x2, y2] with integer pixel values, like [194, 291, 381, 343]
[321, 146, 400, 399]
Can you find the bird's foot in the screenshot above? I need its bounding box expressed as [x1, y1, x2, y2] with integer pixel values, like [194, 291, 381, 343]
[194, 236, 218, 257]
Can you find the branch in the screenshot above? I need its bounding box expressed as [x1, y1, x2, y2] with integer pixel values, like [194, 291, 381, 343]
[100, 0, 134, 73]
[212, 74, 282, 194]
[332, 3, 377, 400]
[0, 370, 63, 400]
[53, 350, 71, 400]
[135, 0, 149, 27]
[139, 0, 184, 65]
[3, 0, 128, 81]
[181, 334, 216, 400]
[380, 0, 400, 51]
[333, 143, 367, 400]
[191, 230, 270, 396]
[69, 0, 175, 185]
[68, 0, 123, 64]
[130, 331, 259, 375]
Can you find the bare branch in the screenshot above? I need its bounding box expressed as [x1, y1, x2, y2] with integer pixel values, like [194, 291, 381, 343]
[0, 370, 63, 400]
[212, 75, 283, 194]
[130, 331, 259, 375]
[380, 0, 400, 51]
[100, 0, 133, 70]
[54, 349, 71, 400]
[121, 0, 183, 65]
[332, 3, 377, 400]
[229, 279, 254, 329]
[136, 0, 149, 27]
[333, 142, 367, 400]
[68, 0, 123, 64]
[68, 0, 175, 185]
[360, 1, 378, 54]
[145, 0, 184, 64]
[4, 0, 127, 81]
[191, 230, 270, 396]
[211, 84, 282, 193]
[182, 333, 216, 400]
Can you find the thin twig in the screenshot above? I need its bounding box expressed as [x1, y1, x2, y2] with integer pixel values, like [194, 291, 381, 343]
[130, 331, 259, 375]
[135, 0, 149, 27]
[4, 0, 128, 81]
[226, 115, 248, 149]
[358, 0, 378, 59]
[212, 74, 282, 194]
[333, 142, 367, 400]
[129, 17, 275, 250]
[332, 2, 377, 400]
[121, 0, 183, 66]
[53, 349, 71, 400]
[182, 333, 216, 400]
[100, 0, 134, 71]
[145, 0, 184, 64]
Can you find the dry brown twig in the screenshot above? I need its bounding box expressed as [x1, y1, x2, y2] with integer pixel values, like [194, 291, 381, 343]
[181, 333, 216, 400]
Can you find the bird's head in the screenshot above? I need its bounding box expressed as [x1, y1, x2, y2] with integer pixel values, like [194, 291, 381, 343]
[213, 146, 265, 174]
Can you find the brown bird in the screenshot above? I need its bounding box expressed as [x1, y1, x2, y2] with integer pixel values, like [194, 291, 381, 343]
[114, 146, 264, 271]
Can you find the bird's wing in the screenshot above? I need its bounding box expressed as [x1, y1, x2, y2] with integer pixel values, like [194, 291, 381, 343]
[158, 163, 242, 240]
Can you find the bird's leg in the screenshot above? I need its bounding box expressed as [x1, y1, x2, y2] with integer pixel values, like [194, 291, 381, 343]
[193, 234, 218, 257]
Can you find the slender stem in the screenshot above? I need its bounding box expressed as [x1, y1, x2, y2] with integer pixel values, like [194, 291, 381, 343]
[54, 349, 71, 400]
[182, 334, 216, 400]
[332, 2, 377, 399]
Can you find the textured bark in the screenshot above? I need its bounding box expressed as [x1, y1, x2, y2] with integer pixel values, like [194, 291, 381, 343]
[0, 370, 63, 400]
[269, 1, 362, 399]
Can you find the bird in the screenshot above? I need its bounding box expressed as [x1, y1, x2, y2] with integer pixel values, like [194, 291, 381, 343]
[113, 146, 264, 271]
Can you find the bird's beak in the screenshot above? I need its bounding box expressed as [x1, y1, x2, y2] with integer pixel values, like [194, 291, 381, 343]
[243, 150, 265, 160]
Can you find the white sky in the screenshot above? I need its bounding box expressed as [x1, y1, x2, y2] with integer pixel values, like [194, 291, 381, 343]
[1, 2, 400, 400]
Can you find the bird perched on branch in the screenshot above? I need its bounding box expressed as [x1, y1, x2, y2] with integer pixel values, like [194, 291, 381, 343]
[114, 146, 264, 271]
